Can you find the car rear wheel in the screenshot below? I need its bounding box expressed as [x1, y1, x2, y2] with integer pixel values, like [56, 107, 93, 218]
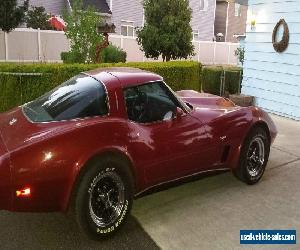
[233, 127, 270, 185]
[74, 157, 134, 239]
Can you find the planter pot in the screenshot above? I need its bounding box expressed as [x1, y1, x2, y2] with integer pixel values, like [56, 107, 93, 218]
[229, 94, 255, 107]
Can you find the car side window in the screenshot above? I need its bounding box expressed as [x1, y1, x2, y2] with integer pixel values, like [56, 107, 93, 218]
[124, 81, 178, 123]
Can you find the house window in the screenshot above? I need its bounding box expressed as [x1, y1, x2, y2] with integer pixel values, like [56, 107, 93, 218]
[199, 0, 208, 11]
[121, 21, 135, 37]
[235, 3, 241, 17]
[193, 30, 199, 40]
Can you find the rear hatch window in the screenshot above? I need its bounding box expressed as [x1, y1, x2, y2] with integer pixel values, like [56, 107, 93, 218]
[23, 74, 108, 122]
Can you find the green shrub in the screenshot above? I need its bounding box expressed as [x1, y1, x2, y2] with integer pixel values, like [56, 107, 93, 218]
[235, 47, 245, 66]
[0, 61, 201, 112]
[123, 61, 201, 91]
[225, 69, 243, 94]
[101, 45, 127, 63]
[201, 66, 223, 95]
[201, 65, 242, 95]
[61, 51, 86, 64]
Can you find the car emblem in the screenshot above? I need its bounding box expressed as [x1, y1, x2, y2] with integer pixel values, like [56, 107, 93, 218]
[9, 118, 17, 126]
[220, 135, 227, 141]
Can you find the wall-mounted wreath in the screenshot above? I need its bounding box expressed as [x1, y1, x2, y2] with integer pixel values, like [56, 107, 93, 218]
[272, 19, 289, 53]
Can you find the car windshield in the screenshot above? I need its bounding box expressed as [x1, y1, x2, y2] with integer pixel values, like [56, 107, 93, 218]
[165, 84, 192, 112]
[23, 74, 108, 122]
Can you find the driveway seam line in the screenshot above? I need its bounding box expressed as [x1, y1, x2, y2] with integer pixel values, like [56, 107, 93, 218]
[272, 145, 300, 158]
[269, 158, 300, 171]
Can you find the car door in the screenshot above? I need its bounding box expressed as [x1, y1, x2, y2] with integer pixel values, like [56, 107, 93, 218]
[124, 81, 214, 186]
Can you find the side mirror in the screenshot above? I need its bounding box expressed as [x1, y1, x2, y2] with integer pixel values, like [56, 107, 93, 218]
[175, 107, 185, 119]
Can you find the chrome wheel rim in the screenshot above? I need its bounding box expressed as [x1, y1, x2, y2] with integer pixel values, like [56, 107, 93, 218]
[246, 137, 265, 177]
[88, 171, 125, 227]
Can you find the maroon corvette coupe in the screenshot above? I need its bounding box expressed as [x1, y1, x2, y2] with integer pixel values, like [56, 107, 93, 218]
[0, 67, 277, 238]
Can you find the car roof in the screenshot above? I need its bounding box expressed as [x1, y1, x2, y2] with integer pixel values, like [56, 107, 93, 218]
[84, 67, 163, 88]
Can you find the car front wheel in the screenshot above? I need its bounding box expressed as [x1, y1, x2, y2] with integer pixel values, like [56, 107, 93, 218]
[74, 157, 133, 239]
[234, 127, 270, 185]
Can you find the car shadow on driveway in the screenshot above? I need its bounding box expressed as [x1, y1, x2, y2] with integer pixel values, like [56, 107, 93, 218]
[0, 212, 159, 249]
[132, 156, 300, 250]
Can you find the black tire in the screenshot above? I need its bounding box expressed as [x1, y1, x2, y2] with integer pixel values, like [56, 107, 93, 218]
[233, 127, 270, 185]
[74, 156, 134, 239]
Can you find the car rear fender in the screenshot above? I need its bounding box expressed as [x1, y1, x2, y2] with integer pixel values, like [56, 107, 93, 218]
[61, 146, 139, 212]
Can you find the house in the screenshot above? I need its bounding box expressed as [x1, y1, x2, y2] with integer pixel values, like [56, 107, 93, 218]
[18, 0, 68, 15]
[214, 0, 248, 42]
[241, 0, 300, 120]
[108, 0, 217, 41]
[19, 0, 217, 41]
[18, 0, 111, 19]
[18, 0, 249, 43]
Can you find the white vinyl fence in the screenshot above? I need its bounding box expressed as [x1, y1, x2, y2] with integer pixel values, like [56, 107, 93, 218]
[0, 28, 239, 65]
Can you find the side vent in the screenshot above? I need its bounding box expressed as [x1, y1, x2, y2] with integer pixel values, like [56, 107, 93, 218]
[221, 145, 230, 163]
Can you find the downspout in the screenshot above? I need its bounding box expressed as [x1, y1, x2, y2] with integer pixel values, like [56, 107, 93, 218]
[66, 0, 72, 11]
[212, 0, 216, 40]
[142, 7, 145, 27]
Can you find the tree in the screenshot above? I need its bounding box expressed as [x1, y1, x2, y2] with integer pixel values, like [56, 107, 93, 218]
[235, 47, 245, 66]
[0, 0, 28, 33]
[26, 6, 52, 30]
[63, 0, 103, 63]
[137, 0, 194, 62]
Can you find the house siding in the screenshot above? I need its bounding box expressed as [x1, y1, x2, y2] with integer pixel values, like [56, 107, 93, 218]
[226, 2, 247, 42]
[189, 0, 216, 41]
[214, 1, 248, 43]
[110, 0, 144, 36]
[241, 0, 300, 120]
[18, 0, 67, 15]
[214, 1, 228, 42]
[111, 0, 215, 41]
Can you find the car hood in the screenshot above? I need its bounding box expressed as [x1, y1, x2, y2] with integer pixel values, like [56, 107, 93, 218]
[177, 90, 236, 108]
[176, 90, 245, 123]
[0, 107, 69, 152]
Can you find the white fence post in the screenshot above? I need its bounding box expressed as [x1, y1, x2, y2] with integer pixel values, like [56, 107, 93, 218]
[197, 41, 200, 62]
[120, 36, 124, 49]
[213, 41, 216, 65]
[4, 32, 8, 61]
[227, 44, 231, 65]
[37, 28, 42, 61]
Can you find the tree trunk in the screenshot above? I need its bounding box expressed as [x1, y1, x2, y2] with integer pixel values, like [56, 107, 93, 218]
[162, 54, 171, 62]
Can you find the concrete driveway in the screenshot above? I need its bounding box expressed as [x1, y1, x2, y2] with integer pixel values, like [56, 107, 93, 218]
[0, 114, 299, 249]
